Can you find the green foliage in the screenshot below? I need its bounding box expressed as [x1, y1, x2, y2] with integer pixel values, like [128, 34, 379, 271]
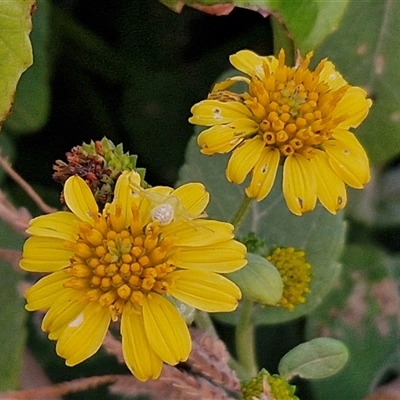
[314, 0, 400, 166]
[0, 221, 27, 390]
[278, 338, 349, 381]
[4, 0, 50, 134]
[0, 0, 35, 129]
[306, 245, 400, 399]
[160, 0, 349, 52]
[179, 135, 346, 324]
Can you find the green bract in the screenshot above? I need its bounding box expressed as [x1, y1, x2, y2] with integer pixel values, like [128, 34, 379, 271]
[227, 253, 283, 306]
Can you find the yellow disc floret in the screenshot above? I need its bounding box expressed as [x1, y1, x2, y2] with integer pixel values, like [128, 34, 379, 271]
[241, 369, 299, 400]
[64, 207, 175, 321]
[243, 50, 349, 160]
[267, 247, 311, 310]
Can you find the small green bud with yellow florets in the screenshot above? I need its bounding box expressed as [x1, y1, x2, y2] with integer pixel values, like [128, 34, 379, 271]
[267, 247, 311, 310]
[241, 369, 299, 400]
[53, 137, 147, 209]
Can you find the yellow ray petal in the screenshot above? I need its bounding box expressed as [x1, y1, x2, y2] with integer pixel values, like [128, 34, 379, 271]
[42, 289, 85, 333]
[146, 186, 174, 198]
[333, 86, 372, 129]
[211, 76, 250, 92]
[171, 240, 247, 273]
[142, 293, 191, 365]
[311, 150, 347, 214]
[121, 303, 163, 381]
[283, 154, 317, 216]
[20, 237, 73, 272]
[229, 50, 278, 78]
[197, 118, 259, 155]
[112, 171, 138, 226]
[332, 128, 370, 158]
[245, 147, 280, 201]
[162, 220, 234, 247]
[319, 61, 347, 90]
[25, 271, 71, 311]
[167, 270, 241, 312]
[172, 183, 209, 216]
[226, 136, 264, 184]
[323, 136, 370, 188]
[27, 212, 79, 241]
[55, 302, 110, 366]
[189, 100, 254, 126]
[64, 175, 98, 224]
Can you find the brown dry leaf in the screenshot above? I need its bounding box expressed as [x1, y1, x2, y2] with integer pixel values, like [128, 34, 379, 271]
[0, 375, 117, 400]
[188, 328, 240, 393]
[110, 366, 236, 400]
[104, 329, 240, 399]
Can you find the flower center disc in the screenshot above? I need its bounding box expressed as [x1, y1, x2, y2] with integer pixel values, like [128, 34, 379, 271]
[64, 212, 175, 320]
[245, 52, 348, 159]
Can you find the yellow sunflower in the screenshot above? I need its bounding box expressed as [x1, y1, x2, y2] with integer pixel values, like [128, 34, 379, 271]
[20, 171, 246, 381]
[189, 49, 372, 215]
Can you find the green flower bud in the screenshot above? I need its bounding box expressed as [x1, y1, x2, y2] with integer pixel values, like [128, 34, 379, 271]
[226, 253, 283, 306]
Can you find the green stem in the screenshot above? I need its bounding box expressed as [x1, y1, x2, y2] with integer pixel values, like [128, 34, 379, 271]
[230, 195, 258, 378]
[194, 310, 218, 337]
[230, 195, 253, 230]
[235, 299, 258, 380]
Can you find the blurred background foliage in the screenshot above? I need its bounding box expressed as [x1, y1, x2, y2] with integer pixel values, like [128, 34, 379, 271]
[2, 0, 400, 399]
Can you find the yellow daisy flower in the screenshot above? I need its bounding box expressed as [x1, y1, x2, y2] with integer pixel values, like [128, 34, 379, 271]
[189, 49, 372, 215]
[20, 171, 246, 381]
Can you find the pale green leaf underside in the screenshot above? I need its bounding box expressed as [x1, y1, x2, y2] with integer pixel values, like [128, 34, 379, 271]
[278, 338, 349, 380]
[307, 245, 400, 400]
[314, 0, 400, 165]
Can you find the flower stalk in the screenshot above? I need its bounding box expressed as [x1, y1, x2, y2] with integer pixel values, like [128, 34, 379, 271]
[235, 298, 258, 380]
[230, 195, 254, 228]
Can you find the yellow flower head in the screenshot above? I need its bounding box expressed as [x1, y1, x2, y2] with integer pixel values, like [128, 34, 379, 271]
[190, 49, 372, 215]
[241, 369, 299, 400]
[20, 171, 247, 381]
[267, 247, 311, 310]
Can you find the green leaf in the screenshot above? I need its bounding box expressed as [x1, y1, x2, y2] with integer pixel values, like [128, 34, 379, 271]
[278, 338, 349, 381]
[314, 0, 400, 165]
[227, 253, 283, 306]
[0, 0, 35, 129]
[306, 245, 400, 400]
[5, 0, 50, 133]
[178, 135, 346, 325]
[0, 220, 27, 390]
[160, 0, 349, 52]
[347, 165, 400, 227]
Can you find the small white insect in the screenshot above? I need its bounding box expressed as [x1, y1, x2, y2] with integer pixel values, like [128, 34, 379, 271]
[150, 203, 175, 226]
[129, 180, 208, 229]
